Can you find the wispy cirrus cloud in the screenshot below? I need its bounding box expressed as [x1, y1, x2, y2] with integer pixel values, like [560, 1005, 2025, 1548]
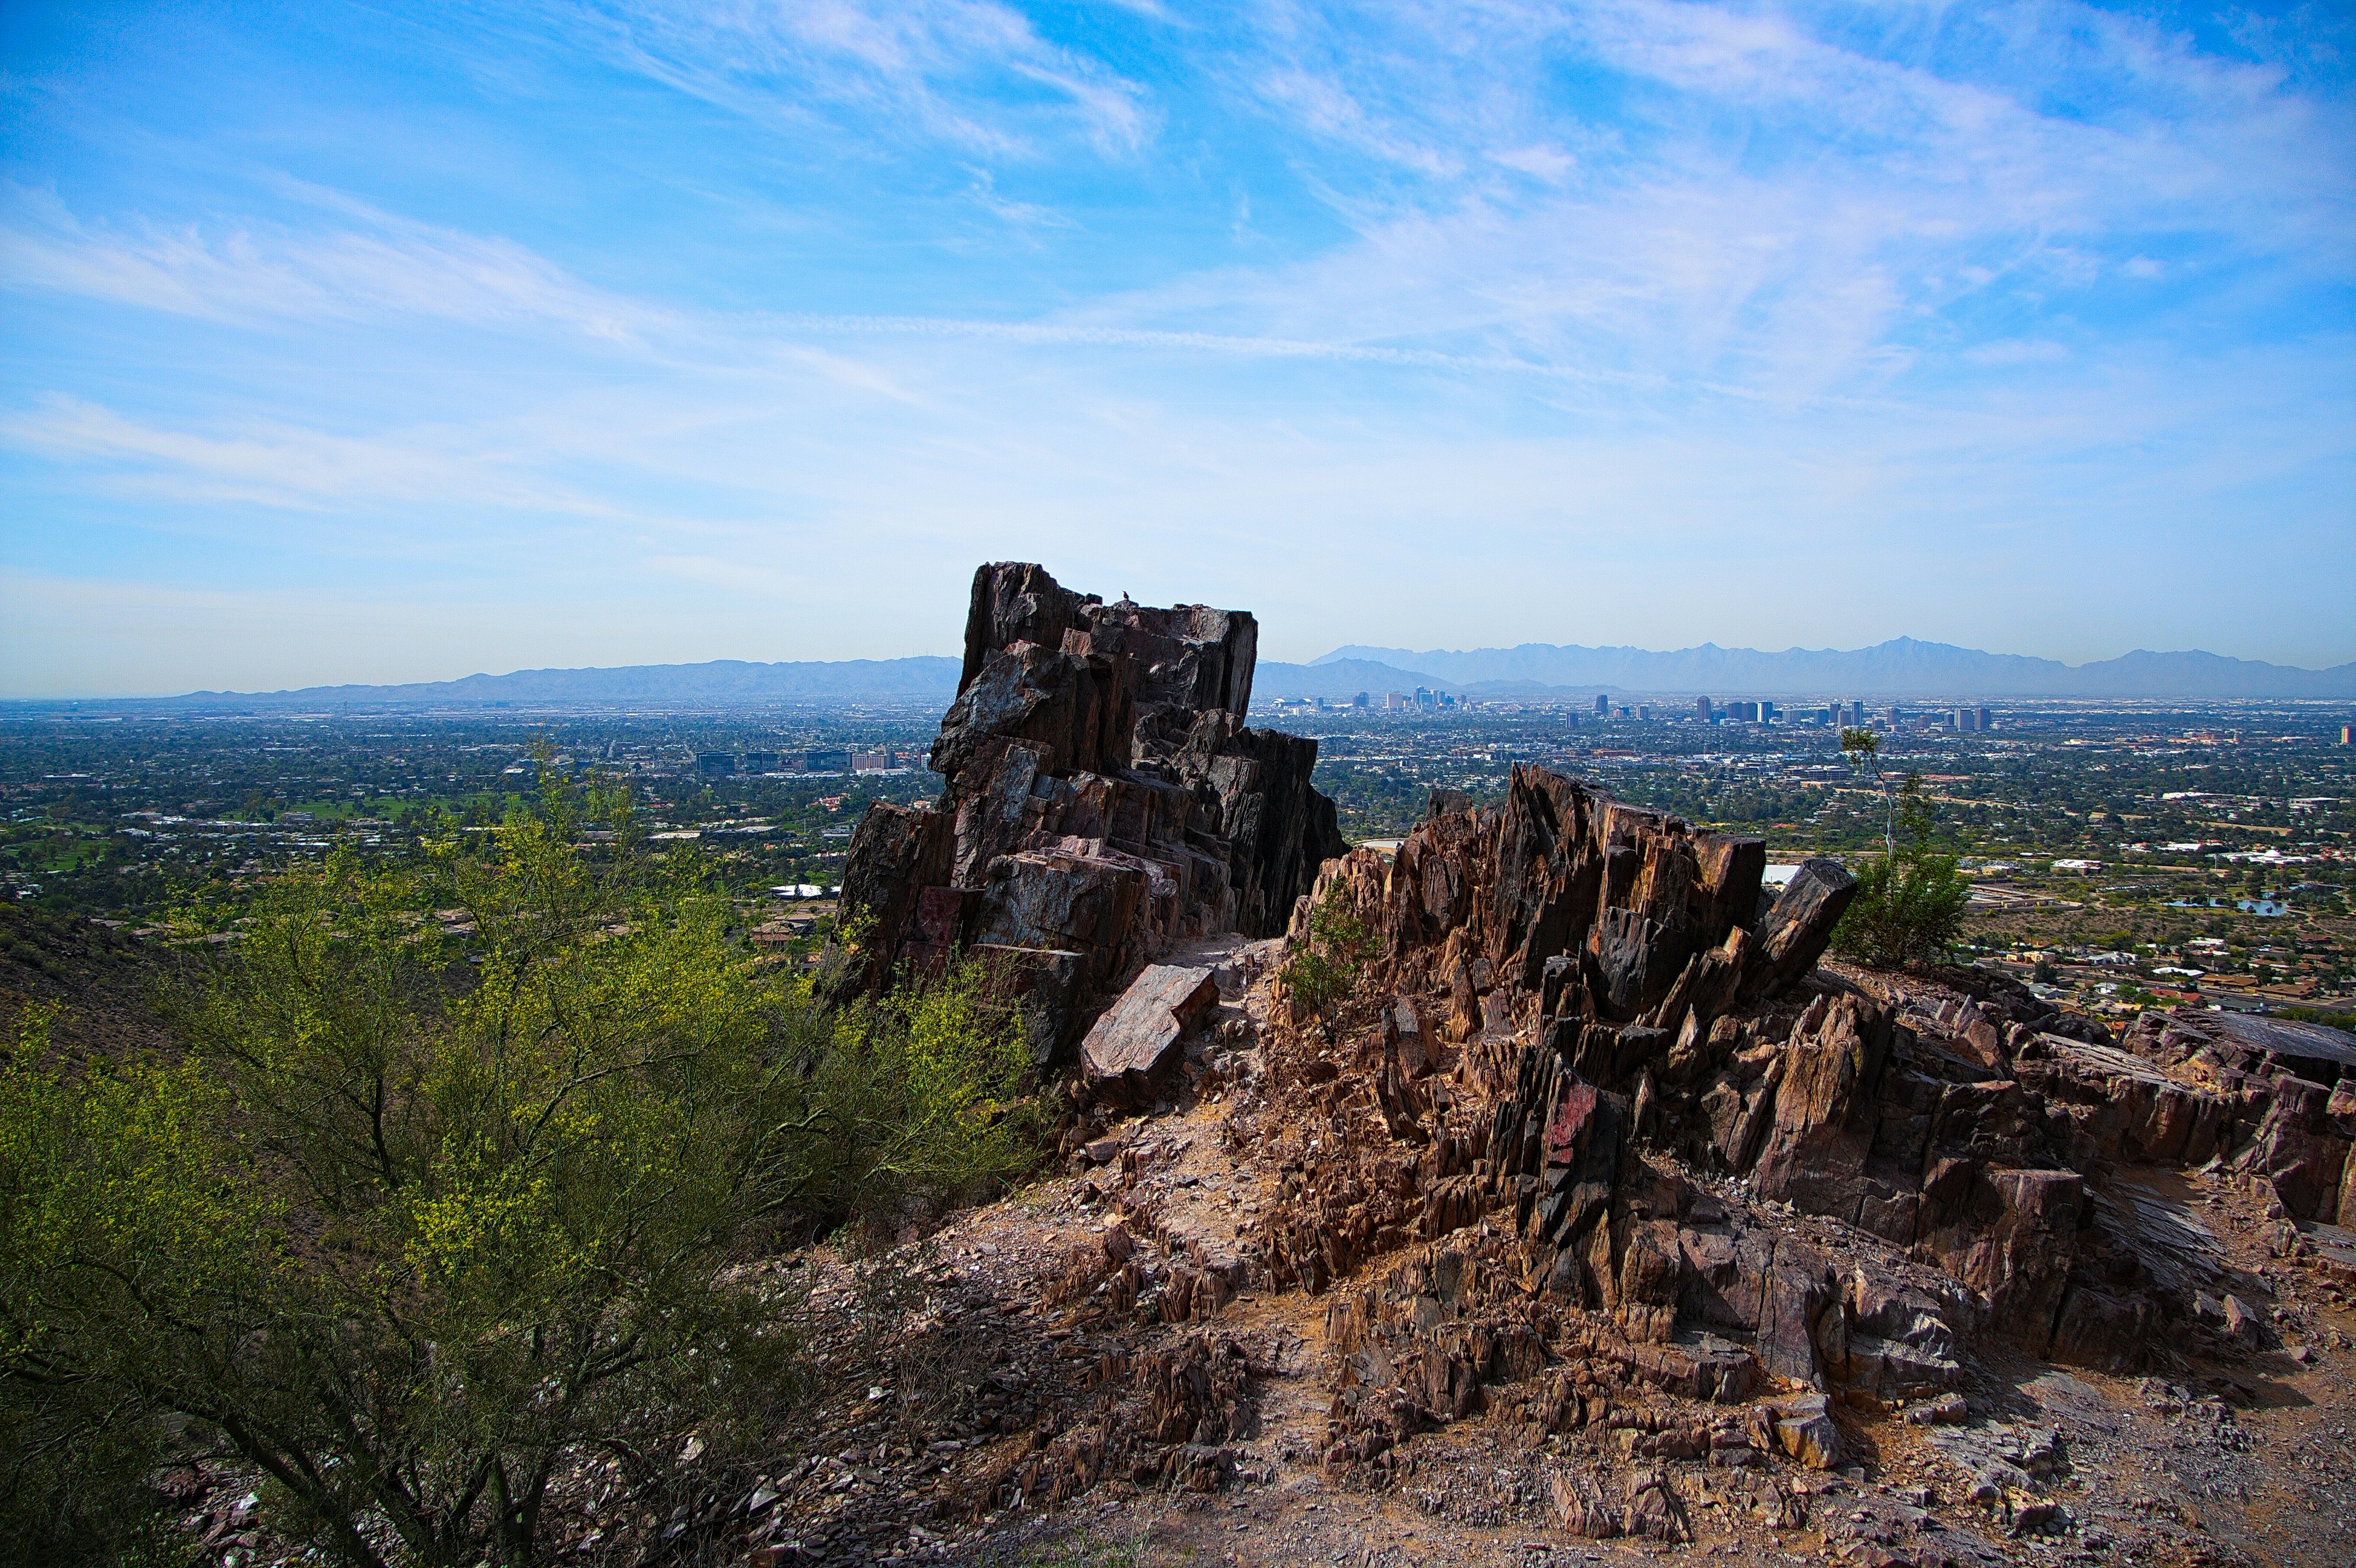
[1073, 0, 2356, 401]
[1, 184, 665, 342]
[556, 0, 1155, 157]
[1, 394, 627, 514]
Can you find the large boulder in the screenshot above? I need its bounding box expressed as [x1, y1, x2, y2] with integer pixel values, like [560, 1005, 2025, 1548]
[1736, 858, 1859, 1005]
[1081, 964, 1220, 1104]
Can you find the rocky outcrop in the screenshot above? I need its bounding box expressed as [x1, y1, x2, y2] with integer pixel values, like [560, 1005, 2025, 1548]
[1237, 769, 2356, 1477]
[2117, 1008, 2356, 1225]
[849, 591, 2356, 1528]
[838, 564, 1345, 1057]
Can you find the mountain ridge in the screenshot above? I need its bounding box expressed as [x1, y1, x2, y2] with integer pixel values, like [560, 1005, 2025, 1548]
[1306, 637, 2356, 698]
[11, 657, 967, 711]
[8, 638, 2352, 711]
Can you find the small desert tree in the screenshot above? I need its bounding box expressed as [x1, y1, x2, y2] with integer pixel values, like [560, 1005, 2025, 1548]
[1278, 880, 1376, 1026]
[1840, 725, 1897, 854]
[1832, 773, 1972, 970]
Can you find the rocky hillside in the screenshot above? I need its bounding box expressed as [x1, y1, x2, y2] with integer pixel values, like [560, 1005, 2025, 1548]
[97, 568, 2356, 1568]
[721, 846, 2354, 1566]
[723, 569, 2356, 1568]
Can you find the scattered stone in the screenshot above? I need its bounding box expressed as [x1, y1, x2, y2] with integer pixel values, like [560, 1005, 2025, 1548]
[1904, 1392, 1969, 1425]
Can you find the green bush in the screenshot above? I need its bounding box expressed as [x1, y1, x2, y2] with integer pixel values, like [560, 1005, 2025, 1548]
[1831, 851, 1973, 971]
[1, 797, 1041, 1567]
[780, 951, 1038, 1230]
[0, 1015, 191, 1563]
[1277, 880, 1375, 1020]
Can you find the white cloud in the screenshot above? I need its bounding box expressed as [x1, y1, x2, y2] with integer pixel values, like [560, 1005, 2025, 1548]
[1965, 338, 2069, 366]
[0, 395, 623, 515]
[0, 189, 666, 342]
[1488, 144, 1576, 183]
[965, 167, 1078, 231]
[564, 0, 1153, 157]
[1203, 0, 2354, 394]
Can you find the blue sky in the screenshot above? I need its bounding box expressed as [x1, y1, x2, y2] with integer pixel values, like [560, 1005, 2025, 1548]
[2, 0, 2351, 696]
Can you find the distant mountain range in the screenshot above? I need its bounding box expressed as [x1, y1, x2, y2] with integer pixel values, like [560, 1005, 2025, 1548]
[33, 657, 966, 711]
[1294, 638, 2356, 700]
[13, 638, 2351, 713]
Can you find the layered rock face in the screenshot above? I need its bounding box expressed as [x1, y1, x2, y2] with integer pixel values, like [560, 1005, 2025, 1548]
[838, 563, 1345, 1057]
[1237, 766, 2356, 1476]
[2114, 1008, 2356, 1226]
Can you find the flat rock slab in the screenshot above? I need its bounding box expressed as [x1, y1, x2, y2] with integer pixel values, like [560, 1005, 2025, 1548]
[1082, 964, 1219, 1103]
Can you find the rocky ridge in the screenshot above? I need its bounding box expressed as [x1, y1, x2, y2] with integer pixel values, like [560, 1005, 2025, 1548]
[1225, 769, 2356, 1471]
[754, 572, 2356, 1568]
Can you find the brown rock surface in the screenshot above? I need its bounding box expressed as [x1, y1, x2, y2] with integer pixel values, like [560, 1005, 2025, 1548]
[1083, 964, 1220, 1104]
[707, 895, 2354, 1568]
[1261, 771, 2356, 1415]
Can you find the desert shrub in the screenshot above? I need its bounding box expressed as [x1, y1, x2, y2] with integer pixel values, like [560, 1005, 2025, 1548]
[1278, 880, 1376, 1020]
[0, 792, 1041, 1567]
[775, 951, 1038, 1230]
[1833, 851, 1973, 970]
[0, 1009, 190, 1567]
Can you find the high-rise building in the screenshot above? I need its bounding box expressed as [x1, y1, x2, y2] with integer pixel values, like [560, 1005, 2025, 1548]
[2341, 724, 2354, 746]
[1976, 706, 1993, 731]
[1848, 700, 1865, 727]
[1593, 693, 1610, 716]
[695, 752, 737, 776]
[1636, 705, 1652, 721]
[1696, 696, 1714, 723]
[1953, 707, 1976, 732]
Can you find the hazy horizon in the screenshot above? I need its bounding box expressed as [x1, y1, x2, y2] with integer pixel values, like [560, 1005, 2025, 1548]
[4, 1, 2352, 698]
[8, 630, 2354, 705]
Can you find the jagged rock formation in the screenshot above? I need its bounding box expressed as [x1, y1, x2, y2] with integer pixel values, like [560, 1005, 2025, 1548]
[804, 592, 2354, 1558]
[838, 564, 1345, 1057]
[2114, 1008, 2356, 1226]
[741, 750, 2356, 1565]
[1229, 764, 2356, 1480]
